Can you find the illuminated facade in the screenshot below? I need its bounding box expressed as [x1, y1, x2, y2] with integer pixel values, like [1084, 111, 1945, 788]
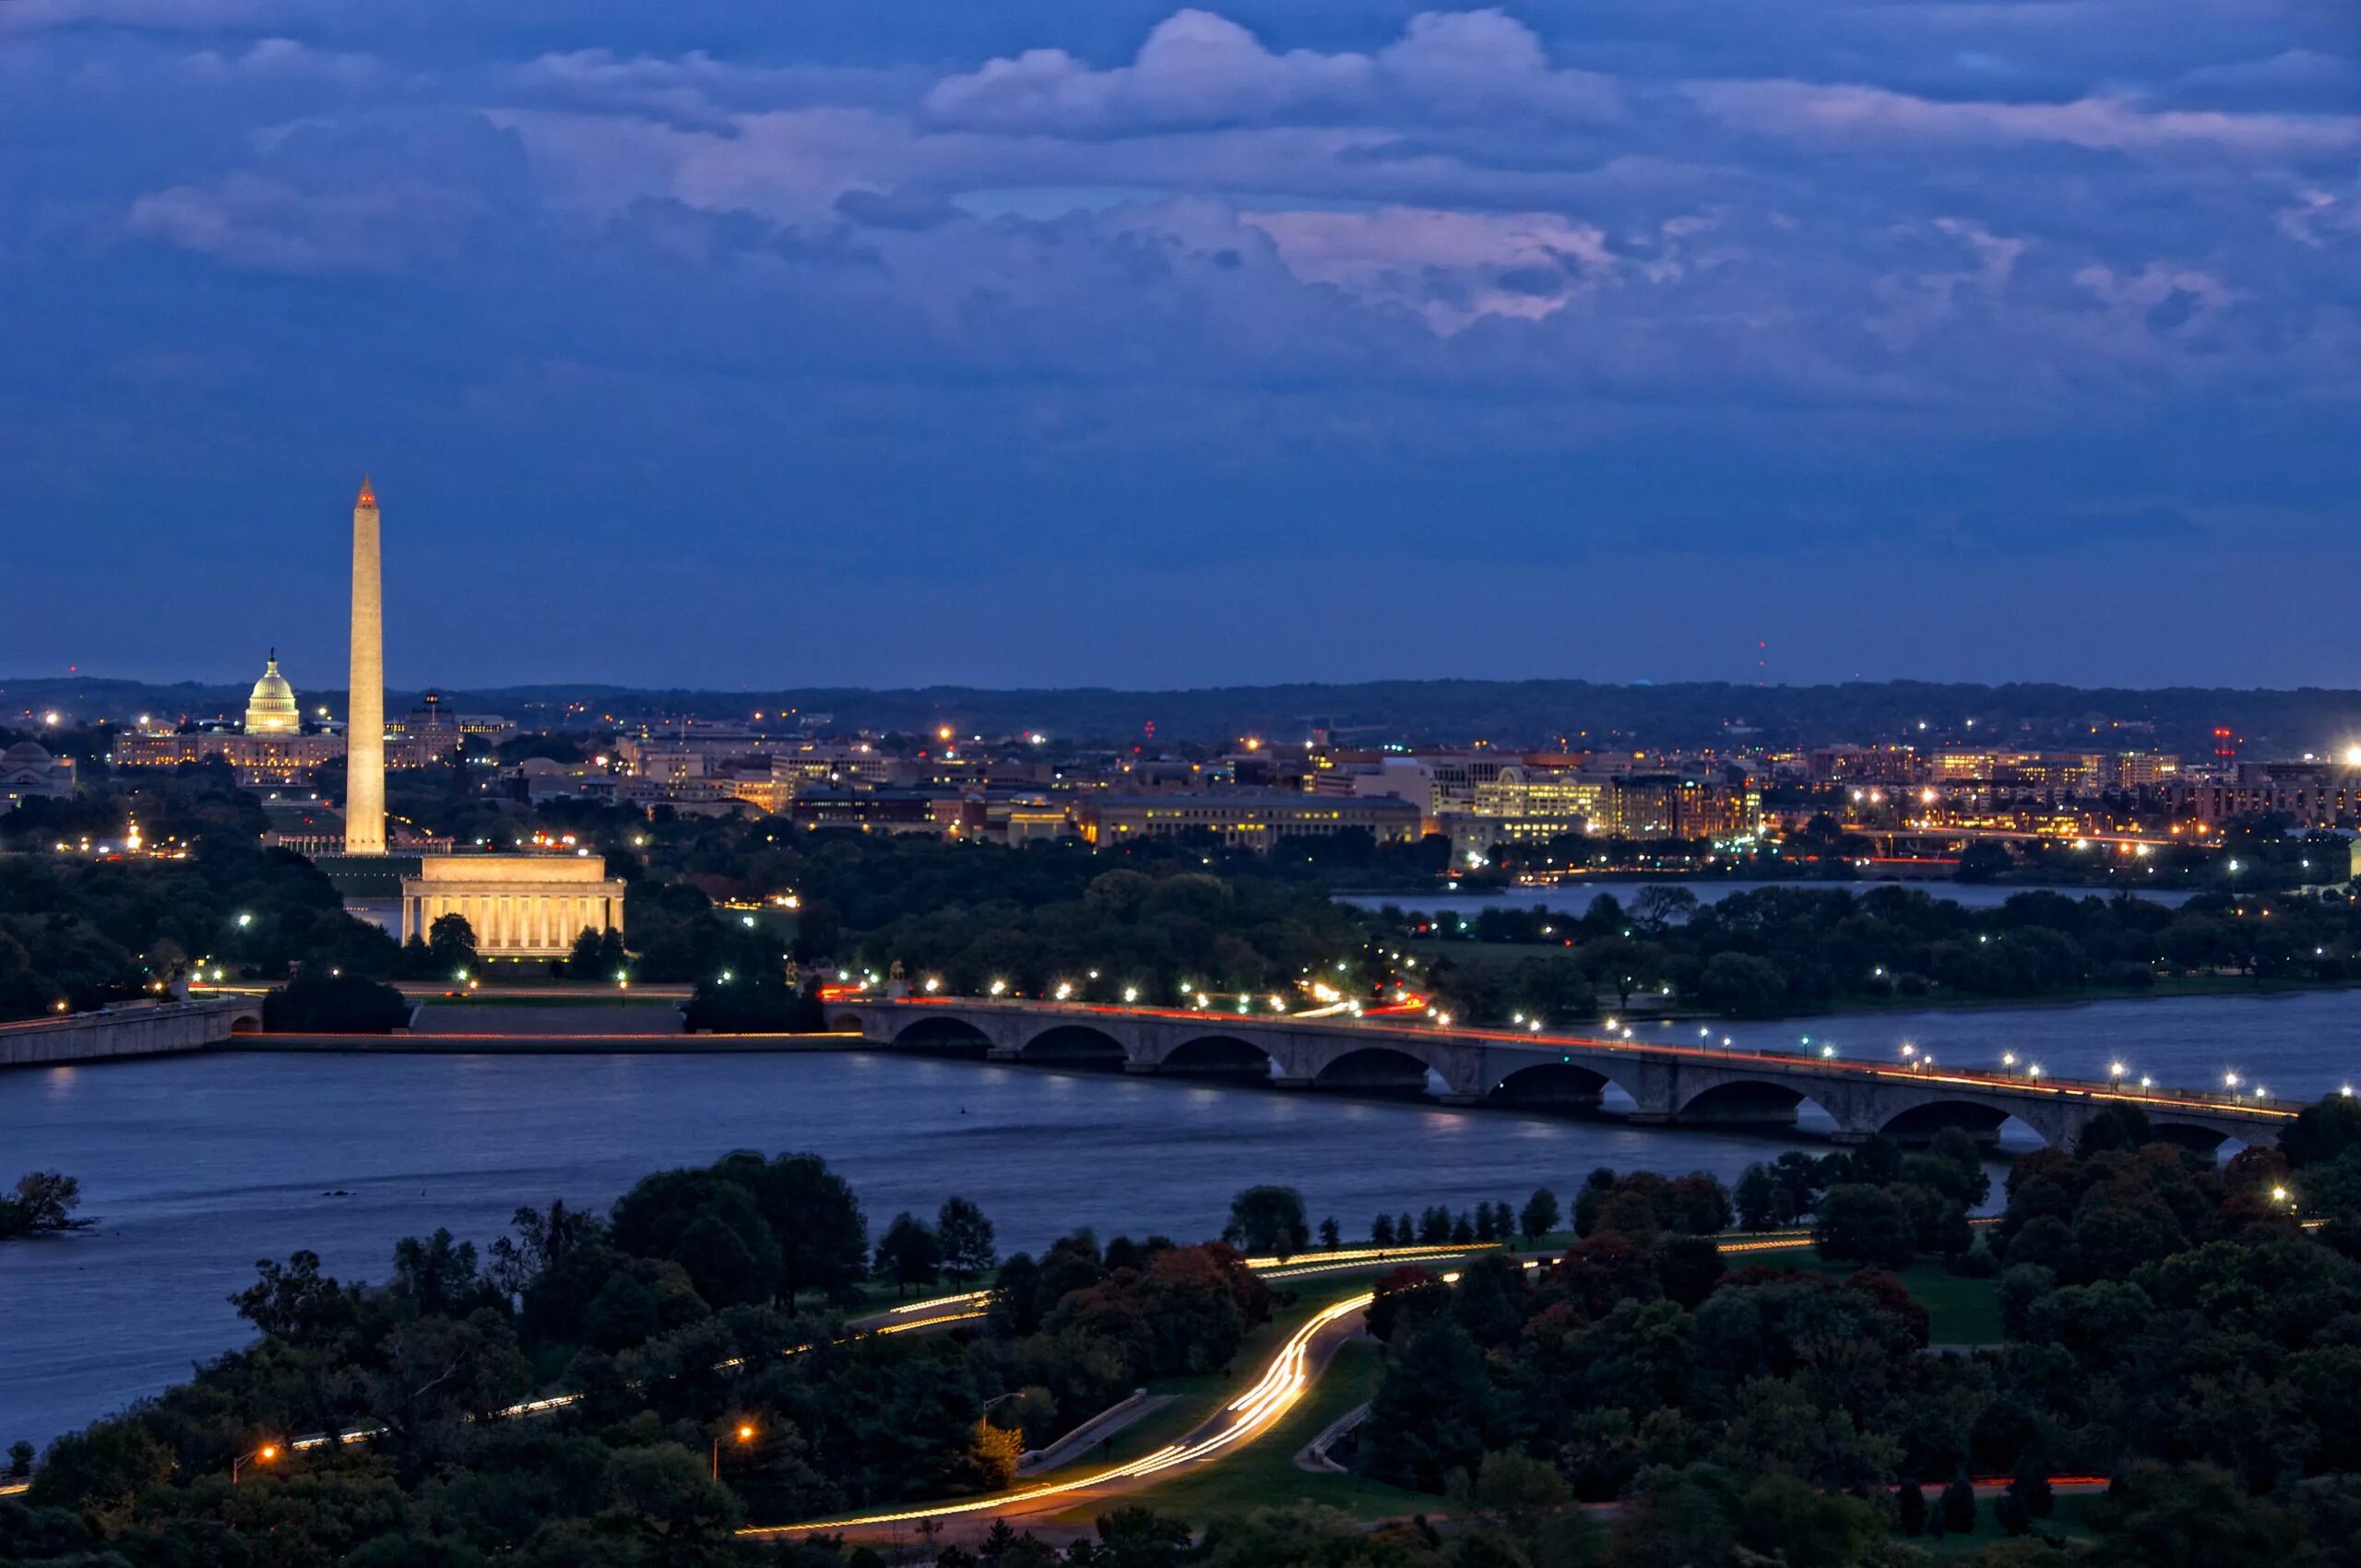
[243, 651, 301, 734]
[112, 728, 346, 787]
[399, 854, 625, 959]
[0, 741, 74, 812]
[1076, 791, 1421, 851]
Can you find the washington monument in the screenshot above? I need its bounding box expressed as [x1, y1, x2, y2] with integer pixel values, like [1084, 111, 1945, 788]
[344, 477, 386, 855]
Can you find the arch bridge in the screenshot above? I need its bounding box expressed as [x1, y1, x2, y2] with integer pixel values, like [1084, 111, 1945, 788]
[831, 998, 2287, 1151]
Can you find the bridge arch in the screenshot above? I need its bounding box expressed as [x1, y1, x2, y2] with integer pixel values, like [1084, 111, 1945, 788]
[1877, 1099, 2016, 1146]
[1016, 1023, 1129, 1070]
[829, 1012, 865, 1034]
[2145, 1119, 2236, 1154]
[891, 1015, 994, 1054]
[1673, 1078, 1831, 1131]
[1311, 1045, 1436, 1096]
[1489, 1062, 1611, 1110]
[1160, 1034, 1277, 1079]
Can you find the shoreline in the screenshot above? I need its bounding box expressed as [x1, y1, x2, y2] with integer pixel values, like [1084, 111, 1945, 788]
[222, 1031, 865, 1054]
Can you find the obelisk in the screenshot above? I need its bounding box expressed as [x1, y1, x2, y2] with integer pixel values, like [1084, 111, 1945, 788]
[343, 476, 386, 855]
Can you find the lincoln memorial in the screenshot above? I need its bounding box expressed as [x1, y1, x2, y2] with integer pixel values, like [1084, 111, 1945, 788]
[399, 854, 625, 959]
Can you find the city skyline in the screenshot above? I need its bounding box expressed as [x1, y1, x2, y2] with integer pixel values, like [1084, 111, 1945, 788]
[3, 2, 2355, 688]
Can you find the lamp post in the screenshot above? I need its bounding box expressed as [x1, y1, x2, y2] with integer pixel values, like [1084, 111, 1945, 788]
[232, 1443, 279, 1485]
[714, 1421, 755, 1481]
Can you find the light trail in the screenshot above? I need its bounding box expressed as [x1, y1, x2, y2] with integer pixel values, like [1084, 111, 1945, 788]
[742, 1291, 1377, 1536]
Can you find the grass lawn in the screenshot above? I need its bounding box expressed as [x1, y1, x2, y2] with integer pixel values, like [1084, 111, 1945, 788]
[1042, 1338, 1429, 1526]
[1778, 1253, 2003, 1344]
[1912, 1493, 2099, 1558]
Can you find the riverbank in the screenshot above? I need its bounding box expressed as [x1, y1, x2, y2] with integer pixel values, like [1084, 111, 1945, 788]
[228, 1031, 862, 1054]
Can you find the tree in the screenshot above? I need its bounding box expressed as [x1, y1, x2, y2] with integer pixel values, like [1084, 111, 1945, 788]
[746, 1152, 868, 1304]
[1894, 1479, 1927, 1536]
[1814, 1184, 1918, 1269]
[1372, 1214, 1397, 1246]
[991, 1252, 1047, 1336]
[261, 969, 410, 1033]
[1223, 1185, 1311, 1260]
[1319, 1216, 1342, 1251]
[1698, 952, 1788, 1017]
[1449, 1449, 1571, 1538]
[1520, 1187, 1560, 1241]
[1734, 1164, 1780, 1231]
[427, 912, 478, 975]
[26, 1418, 172, 1522]
[1940, 1467, 1977, 1534]
[937, 1196, 997, 1283]
[2284, 1093, 2361, 1168]
[0, 1170, 84, 1238]
[874, 1213, 942, 1297]
[1358, 1319, 1494, 1491]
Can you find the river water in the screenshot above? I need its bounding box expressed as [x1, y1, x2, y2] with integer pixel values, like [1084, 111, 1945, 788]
[6, 984, 2355, 1450]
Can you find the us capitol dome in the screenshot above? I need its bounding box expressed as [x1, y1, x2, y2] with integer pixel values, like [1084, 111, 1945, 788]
[243, 649, 301, 735]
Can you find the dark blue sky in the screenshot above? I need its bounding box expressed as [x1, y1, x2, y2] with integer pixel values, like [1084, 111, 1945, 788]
[3, 1, 2355, 692]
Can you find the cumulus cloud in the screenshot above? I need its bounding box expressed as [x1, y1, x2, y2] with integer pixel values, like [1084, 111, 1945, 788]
[923, 7, 1618, 135]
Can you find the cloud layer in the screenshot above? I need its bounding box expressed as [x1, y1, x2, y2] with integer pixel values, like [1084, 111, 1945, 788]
[1, 2, 2355, 687]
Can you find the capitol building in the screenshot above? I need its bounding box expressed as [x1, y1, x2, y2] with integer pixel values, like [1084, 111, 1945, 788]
[112, 650, 346, 785]
[243, 651, 301, 734]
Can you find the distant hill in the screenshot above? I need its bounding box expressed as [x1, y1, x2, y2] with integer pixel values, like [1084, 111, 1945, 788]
[6, 675, 2360, 755]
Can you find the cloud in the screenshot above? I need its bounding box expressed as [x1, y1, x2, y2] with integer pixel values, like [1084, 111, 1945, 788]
[832, 184, 960, 230]
[1241, 205, 1615, 330]
[125, 111, 533, 272]
[0, 0, 272, 32]
[1691, 78, 2361, 159]
[8, 2, 2358, 686]
[923, 7, 1618, 135]
[180, 37, 377, 84]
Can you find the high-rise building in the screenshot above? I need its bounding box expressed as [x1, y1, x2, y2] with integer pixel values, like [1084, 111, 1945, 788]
[344, 478, 386, 855]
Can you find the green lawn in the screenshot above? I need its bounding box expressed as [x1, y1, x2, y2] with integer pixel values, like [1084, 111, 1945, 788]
[1046, 1338, 1429, 1525]
[1914, 1492, 2099, 1558]
[1778, 1253, 2003, 1345]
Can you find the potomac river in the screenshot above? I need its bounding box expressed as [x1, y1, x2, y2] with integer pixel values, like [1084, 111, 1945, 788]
[5, 986, 2356, 1450]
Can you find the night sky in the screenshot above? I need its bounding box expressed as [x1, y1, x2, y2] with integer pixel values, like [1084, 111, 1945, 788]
[3, 2, 2354, 691]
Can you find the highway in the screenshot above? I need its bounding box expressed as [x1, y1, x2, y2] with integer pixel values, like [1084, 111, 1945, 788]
[742, 1230, 1828, 1538]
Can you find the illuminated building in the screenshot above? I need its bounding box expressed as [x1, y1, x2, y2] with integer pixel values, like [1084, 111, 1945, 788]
[2185, 761, 2361, 828]
[399, 854, 625, 959]
[0, 741, 74, 812]
[243, 651, 301, 734]
[1076, 791, 1421, 851]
